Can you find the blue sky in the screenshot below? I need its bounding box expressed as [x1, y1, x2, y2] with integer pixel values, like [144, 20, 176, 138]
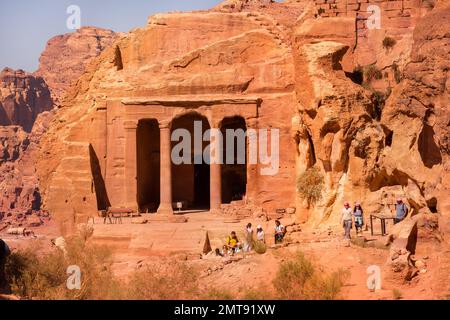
[0, 0, 222, 72]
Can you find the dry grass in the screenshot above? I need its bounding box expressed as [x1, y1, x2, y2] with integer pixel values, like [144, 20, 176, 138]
[5, 236, 120, 300]
[253, 241, 267, 254]
[297, 167, 324, 206]
[351, 237, 389, 250]
[125, 261, 199, 300]
[393, 288, 403, 300]
[364, 65, 383, 82]
[273, 251, 349, 300]
[202, 287, 234, 300]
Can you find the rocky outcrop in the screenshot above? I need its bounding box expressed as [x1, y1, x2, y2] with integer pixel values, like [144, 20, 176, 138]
[379, 3, 450, 216]
[292, 1, 448, 226]
[0, 0, 444, 236]
[35, 27, 119, 103]
[0, 68, 53, 132]
[0, 111, 52, 229]
[0, 126, 28, 164]
[0, 27, 118, 228]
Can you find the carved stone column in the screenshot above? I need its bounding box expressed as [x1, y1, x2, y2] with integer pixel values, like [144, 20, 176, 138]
[209, 125, 222, 214]
[124, 120, 138, 211]
[157, 121, 174, 215]
[246, 118, 259, 204]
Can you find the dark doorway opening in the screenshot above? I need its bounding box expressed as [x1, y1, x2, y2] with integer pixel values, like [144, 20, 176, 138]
[137, 119, 160, 213]
[171, 113, 210, 210]
[220, 116, 247, 204]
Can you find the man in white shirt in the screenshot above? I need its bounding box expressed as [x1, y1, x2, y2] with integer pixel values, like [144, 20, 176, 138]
[341, 202, 353, 239]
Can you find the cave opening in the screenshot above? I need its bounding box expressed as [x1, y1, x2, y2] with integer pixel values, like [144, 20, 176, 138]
[418, 124, 442, 168]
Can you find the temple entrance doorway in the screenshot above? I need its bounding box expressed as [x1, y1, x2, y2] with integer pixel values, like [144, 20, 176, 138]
[220, 116, 247, 204]
[136, 119, 160, 213]
[171, 112, 210, 211]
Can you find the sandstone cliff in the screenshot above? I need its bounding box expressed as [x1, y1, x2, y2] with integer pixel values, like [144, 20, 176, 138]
[35, 27, 119, 103]
[0, 68, 53, 132]
[0, 0, 446, 234]
[0, 27, 118, 228]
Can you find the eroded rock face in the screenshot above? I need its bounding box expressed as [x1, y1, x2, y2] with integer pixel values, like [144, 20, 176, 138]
[292, 1, 449, 226]
[35, 27, 119, 103]
[379, 4, 450, 216]
[1, 28, 118, 227]
[0, 0, 446, 236]
[0, 68, 53, 132]
[0, 126, 28, 164]
[0, 112, 52, 229]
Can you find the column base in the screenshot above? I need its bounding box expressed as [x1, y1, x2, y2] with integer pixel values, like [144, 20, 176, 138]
[209, 208, 223, 215]
[157, 203, 173, 215]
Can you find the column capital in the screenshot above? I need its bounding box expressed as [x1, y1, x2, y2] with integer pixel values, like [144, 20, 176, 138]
[246, 117, 258, 129]
[123, 120, 138, 130]
[159, 120, 171, 130]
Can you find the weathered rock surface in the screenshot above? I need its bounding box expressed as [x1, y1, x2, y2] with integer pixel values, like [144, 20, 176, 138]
[0, 0, 447, 239]
[0, 112, 52, 229]
[35, 27, 119, 103]
[0, 68, 53, 132]
[1, 28, 118, 229]
[293, 0, 448, 226]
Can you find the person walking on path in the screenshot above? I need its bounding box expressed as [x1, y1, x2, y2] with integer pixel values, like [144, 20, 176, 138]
[353, 202, 364, 236]
[341, 202, 353, 240]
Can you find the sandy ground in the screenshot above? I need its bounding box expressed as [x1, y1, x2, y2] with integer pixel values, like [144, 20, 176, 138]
[1, 211, 449, 300]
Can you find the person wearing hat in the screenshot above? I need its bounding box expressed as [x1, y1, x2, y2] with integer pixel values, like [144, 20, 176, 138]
[353, 202, 364, 236]
[243, 223, 254, 252]
[341, 201, 353, 239]
[256, 225, 265, 243]
[394, 198, 408, 224]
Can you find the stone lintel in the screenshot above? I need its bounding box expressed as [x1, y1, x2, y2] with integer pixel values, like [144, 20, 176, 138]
[121, 95, 262, 107]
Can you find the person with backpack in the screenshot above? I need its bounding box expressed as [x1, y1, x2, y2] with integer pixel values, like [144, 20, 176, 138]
[0, 238, 11, 294]
[353, 202, 364, 236]
[394, 198, 408, 224]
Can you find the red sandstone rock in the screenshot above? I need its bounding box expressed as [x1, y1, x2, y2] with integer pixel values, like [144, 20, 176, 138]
[0, 27, 118, 227]
[0, 0, 446, 236]
[34, 27, 119, 103]
[0, 68, 53, 132]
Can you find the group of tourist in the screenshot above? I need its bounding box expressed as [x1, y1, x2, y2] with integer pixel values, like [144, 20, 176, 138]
[218, 220, 287, 256]
[341, 198, 409, 239]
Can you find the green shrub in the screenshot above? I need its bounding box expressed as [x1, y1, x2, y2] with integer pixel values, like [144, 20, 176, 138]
[392, 63, 402, 83]
[382, 37, 397, 50]
[364, 65, 383, 82]
[297, 167, 324, 206]
[393, 288, 403, 300]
